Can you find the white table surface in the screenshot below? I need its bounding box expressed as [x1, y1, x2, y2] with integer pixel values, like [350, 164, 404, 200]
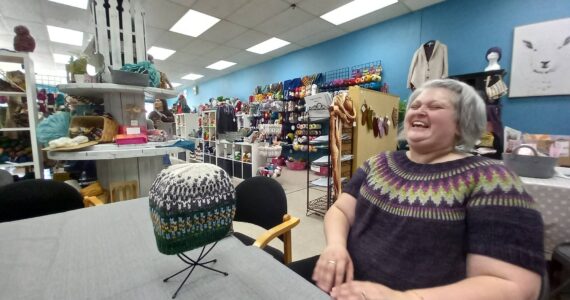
[520, 167, 570, 257]
[0, 198, 328, 300]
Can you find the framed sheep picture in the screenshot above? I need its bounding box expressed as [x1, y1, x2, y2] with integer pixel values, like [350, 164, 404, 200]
[509, 18, 570, 97]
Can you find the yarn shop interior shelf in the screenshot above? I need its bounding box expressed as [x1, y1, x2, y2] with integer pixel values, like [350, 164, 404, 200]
[49, 83, 183, 197]
[0, 50, 44, 179]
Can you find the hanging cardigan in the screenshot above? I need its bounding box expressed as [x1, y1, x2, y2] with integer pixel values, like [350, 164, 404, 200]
[407, 40, 448, 89]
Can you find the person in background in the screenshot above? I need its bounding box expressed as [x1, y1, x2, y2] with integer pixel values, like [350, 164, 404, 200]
[148, 98, 174, 129]
[175, 94, 191, 113]
[291, 79, 544, 300]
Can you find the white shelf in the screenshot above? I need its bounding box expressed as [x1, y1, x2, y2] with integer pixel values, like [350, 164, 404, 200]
[0, 161, 35, 168]
[57, 83, 178, 98]
[46, 142, 185, 161]
[0, 49, 43, 179]
[0, 127, 30, 132]
[0, 91, 26, 97]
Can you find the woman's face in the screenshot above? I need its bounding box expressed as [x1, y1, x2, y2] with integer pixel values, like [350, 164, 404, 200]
[154, 99, 163, 110]
[404, 88, 458, 153]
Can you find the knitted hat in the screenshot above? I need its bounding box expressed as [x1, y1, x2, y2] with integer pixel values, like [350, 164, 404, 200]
[149, 163, 236, 255]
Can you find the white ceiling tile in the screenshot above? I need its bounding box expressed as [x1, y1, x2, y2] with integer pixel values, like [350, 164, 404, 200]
[166, 0, 197, 8]
[200, 45, 242, 61]
[164, 51, 201, 65]
[179, 38, 219, 56]
[227, 51, 265, 66]
[267, 43, 302, 58]
[141, 0, 187, 30]
[337, 2, 411, 33]
[226, 0, 290, 29]
[152, 30, 193, 50]
[278, 18, 337, 44]
[225, 30, 271, 50]
[199, 20, 248, 44]
[254, 5, 315, 36]
[296, 27, 346, 47]
[191, 0, 251, 19]
[295, 0, 353, 17]
[0, 1, 43, 26]
[42, 3, 92, 34]
[400, 0, 445, 11]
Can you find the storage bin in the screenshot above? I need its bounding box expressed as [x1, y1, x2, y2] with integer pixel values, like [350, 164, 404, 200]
[109, 68, 149, 86]
[285, 160, 307, 170]
[503, 145, 557, 178]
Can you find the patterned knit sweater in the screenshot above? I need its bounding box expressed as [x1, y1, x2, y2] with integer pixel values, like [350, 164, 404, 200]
[343, 151, 544, 290]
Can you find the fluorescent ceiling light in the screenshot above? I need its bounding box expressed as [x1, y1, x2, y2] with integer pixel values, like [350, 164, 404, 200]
[47, 25, 84, 46]
[147, 46, 176, 60]
[53, 53, 75, 64]
[48, 0, 89, 9]
[206, 60, 236, 70]
[321, 0, 398, 25]
[182, 73, 204, 80]
[171, 82, 182, 87]
[169, 9, 220, 37]
[247, 37, 290, 54]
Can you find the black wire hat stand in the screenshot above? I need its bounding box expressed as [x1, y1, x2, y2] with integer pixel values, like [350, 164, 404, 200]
[163, 241, 228, 299]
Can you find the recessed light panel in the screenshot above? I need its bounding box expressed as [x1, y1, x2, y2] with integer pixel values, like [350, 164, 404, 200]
[321, 0, 398, 26]
[206, 60, 236, 70]
[171, 82, 182, 87]
[147, 46, 176, 60]
[48, 0, 89, 9]
[246, 37, 290, 55]
[53, 54, 74, 64]
[170, 9, 220, 37]
[47, 25, 84, 46]
[182, 73, 204, 80]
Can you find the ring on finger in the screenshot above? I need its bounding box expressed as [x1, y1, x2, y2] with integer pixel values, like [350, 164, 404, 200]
[327, 260, 336, 265]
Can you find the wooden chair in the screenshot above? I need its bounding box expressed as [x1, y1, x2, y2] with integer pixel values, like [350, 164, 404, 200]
[109, 180, 139, 202]
[233, 176, 300, 264]
[83, 196, 104, 207]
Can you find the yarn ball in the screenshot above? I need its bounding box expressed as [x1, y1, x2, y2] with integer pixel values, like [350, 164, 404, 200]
[13, 25, 35, 52]
[36, 111, 71, 146]
[149, 163, 236, 255]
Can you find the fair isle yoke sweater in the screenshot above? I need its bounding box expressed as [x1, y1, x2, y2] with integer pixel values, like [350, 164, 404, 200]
[344, 151, 544, 291]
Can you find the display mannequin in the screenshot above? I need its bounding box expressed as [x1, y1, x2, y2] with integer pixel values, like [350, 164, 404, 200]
[485, 47, 502, 71]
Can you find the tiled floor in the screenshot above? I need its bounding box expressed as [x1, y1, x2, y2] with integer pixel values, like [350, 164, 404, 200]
[232, 168, 328, 262]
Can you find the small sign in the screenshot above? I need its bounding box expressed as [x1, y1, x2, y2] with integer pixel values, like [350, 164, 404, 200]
[126, 127, 141, 135]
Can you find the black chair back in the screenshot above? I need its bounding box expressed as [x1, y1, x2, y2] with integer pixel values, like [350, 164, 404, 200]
[0, 179, 84, 222]
[234, 176, 287, 240]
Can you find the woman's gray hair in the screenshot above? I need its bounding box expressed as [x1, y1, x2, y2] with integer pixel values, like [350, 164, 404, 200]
[406, 79, 487, 150]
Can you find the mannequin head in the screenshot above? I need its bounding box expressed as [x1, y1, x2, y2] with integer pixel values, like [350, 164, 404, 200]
[485, 47, 502, 62]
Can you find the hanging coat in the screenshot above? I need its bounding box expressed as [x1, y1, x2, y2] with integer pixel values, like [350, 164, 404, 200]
[407, 40, 448, 89]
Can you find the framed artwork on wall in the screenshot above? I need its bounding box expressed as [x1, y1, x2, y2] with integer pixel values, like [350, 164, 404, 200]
[509, 18, 570, 97]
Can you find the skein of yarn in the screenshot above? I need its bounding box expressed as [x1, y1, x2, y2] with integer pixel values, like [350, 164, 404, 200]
[13, 25, 36, 52]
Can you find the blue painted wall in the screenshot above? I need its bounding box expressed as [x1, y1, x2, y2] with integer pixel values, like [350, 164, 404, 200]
[185, 0, 570, 135]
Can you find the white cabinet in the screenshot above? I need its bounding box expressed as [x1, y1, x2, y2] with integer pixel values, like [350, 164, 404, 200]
[0, 50, 43, 178]
[174, 113, 200, 139]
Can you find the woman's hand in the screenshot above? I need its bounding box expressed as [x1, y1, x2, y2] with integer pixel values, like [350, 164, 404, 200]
[312, 244, 354, 293]
[330, 281, 418, 300]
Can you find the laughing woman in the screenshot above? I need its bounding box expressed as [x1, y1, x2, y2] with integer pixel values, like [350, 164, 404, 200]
[292, 79, 544, 300]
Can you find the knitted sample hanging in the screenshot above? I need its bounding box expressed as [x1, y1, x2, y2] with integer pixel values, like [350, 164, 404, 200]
[149, 163, 236, 255]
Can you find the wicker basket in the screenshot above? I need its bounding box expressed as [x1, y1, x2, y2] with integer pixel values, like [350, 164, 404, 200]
[503, 145, 557, 178]
[69, 116, 119, 143]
